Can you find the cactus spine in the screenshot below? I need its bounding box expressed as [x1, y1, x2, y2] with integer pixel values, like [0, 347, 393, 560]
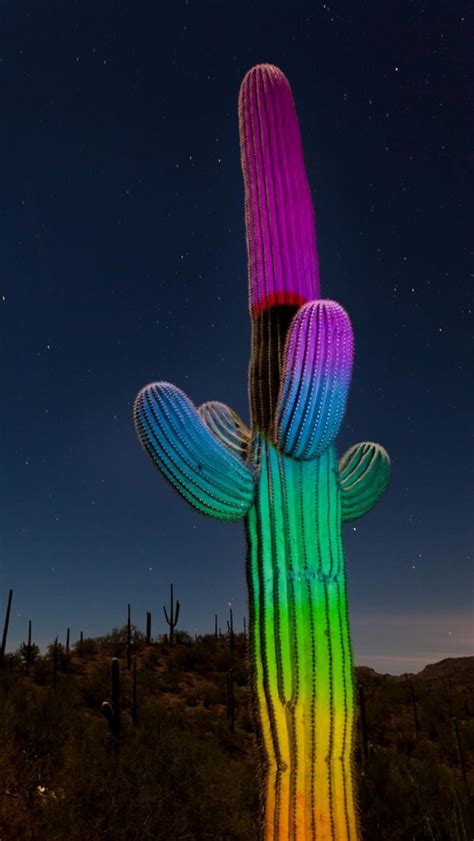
[134, 64, 391, 840]
[0, 589, 13, 668]
[102, 657, 121, 749]
[163, 583, 180, 644]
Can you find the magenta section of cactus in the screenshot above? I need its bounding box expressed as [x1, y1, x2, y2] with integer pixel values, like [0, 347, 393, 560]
[239, 64, 320, 318]
[276, 301, 354, 458]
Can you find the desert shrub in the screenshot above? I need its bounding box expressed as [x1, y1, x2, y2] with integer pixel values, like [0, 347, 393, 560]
[142, 646, 161, 669]
[16, 642, 41, 665]
[97, 625, 146, 657]
[184, 688, 199, 707]
[75, 636, 98, 657]
[4, 652, 22, 670]
[215, 648, 233, 673]
[231, 658, 249, 686]
[201, 683, 220, 709]
[173, 630, 193, 645]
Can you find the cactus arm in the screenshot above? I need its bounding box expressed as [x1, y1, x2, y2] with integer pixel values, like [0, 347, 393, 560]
[198, 401, 251, 457]
[101, 701, 114, 725]
[275, 300, 354, 459]
[338, 442, 391, 522]
[134, 382, 255, 521]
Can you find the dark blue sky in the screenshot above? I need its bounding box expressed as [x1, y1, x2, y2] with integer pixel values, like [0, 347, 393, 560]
[1, 1, 472, 674]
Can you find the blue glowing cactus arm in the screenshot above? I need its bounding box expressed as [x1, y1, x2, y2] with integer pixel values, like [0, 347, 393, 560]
[338, 441, 391, 522]
[134, 383, 256, 521]
[275, 299, 354, 459]
[198, 401, 251, 458]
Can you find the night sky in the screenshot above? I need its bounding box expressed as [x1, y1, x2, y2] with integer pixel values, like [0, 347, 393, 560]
[1, 1, 472, 674]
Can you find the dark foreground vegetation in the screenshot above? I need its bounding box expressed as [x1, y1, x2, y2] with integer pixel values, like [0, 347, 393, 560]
[0, 623, 473, 841]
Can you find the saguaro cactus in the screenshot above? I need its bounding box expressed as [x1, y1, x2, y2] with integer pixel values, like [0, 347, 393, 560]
[101, 657, 121, 749]
[0, 589, 13, 668]
[134, 64, 390, 840]
[163, 583, 180, 644]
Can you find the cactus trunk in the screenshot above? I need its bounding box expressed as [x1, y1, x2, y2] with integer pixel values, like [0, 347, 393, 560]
[246, 440, 361, 841]
[0, 589, 13, 668]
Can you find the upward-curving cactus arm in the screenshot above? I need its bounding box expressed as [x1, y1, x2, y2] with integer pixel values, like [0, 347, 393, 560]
[198, 400, 251, 458]
[338, 442, 391, 522]
[275, 300, 354, 458]
[134, 382, 255, 521]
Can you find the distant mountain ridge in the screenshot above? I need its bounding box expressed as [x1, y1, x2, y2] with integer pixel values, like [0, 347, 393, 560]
[356, 656, 474, 682]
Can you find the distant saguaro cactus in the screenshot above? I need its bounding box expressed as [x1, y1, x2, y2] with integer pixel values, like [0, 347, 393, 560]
[227, 607, 235, 654]
[101, 657, 121, 749]
[52, 637, 58, 688]
[134, 64, 391, 840]
[226, 668, 235, 733]
[127, 604, 132, 671]
[131, 655, 138, 727]
[26, 619, 32, 676]
[358, 684, 369, 765]
[163, 583, 180, 644]
[405, 674, 421, 737]
[0, 589, 13, 668]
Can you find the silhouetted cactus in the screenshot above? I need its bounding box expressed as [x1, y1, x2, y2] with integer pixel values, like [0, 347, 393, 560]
[226, 668, 235, 733]
[405, 674, 421, 736]
[101, 657, 121, 750]
[66, 627, 70, 656]
[127, 604, 132, 670]
[52, 637, 58, 688]
[227, 607, 235, 654]
[358, 683, 369, 764]
[146, 611, 152, 645]
[163, 583, 180, 644]
[0, 588, 13, 668]
[131, 655, 138, 726]
[452, 716, 468, 787]
[26, 619, 32, 676]
[79, 630, 84, 657]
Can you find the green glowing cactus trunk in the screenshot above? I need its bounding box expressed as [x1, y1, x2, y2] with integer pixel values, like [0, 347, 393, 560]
[247, 440, 360, 840]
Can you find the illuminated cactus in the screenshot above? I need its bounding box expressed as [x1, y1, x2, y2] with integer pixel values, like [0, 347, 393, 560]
[134, 64, 390, 840]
